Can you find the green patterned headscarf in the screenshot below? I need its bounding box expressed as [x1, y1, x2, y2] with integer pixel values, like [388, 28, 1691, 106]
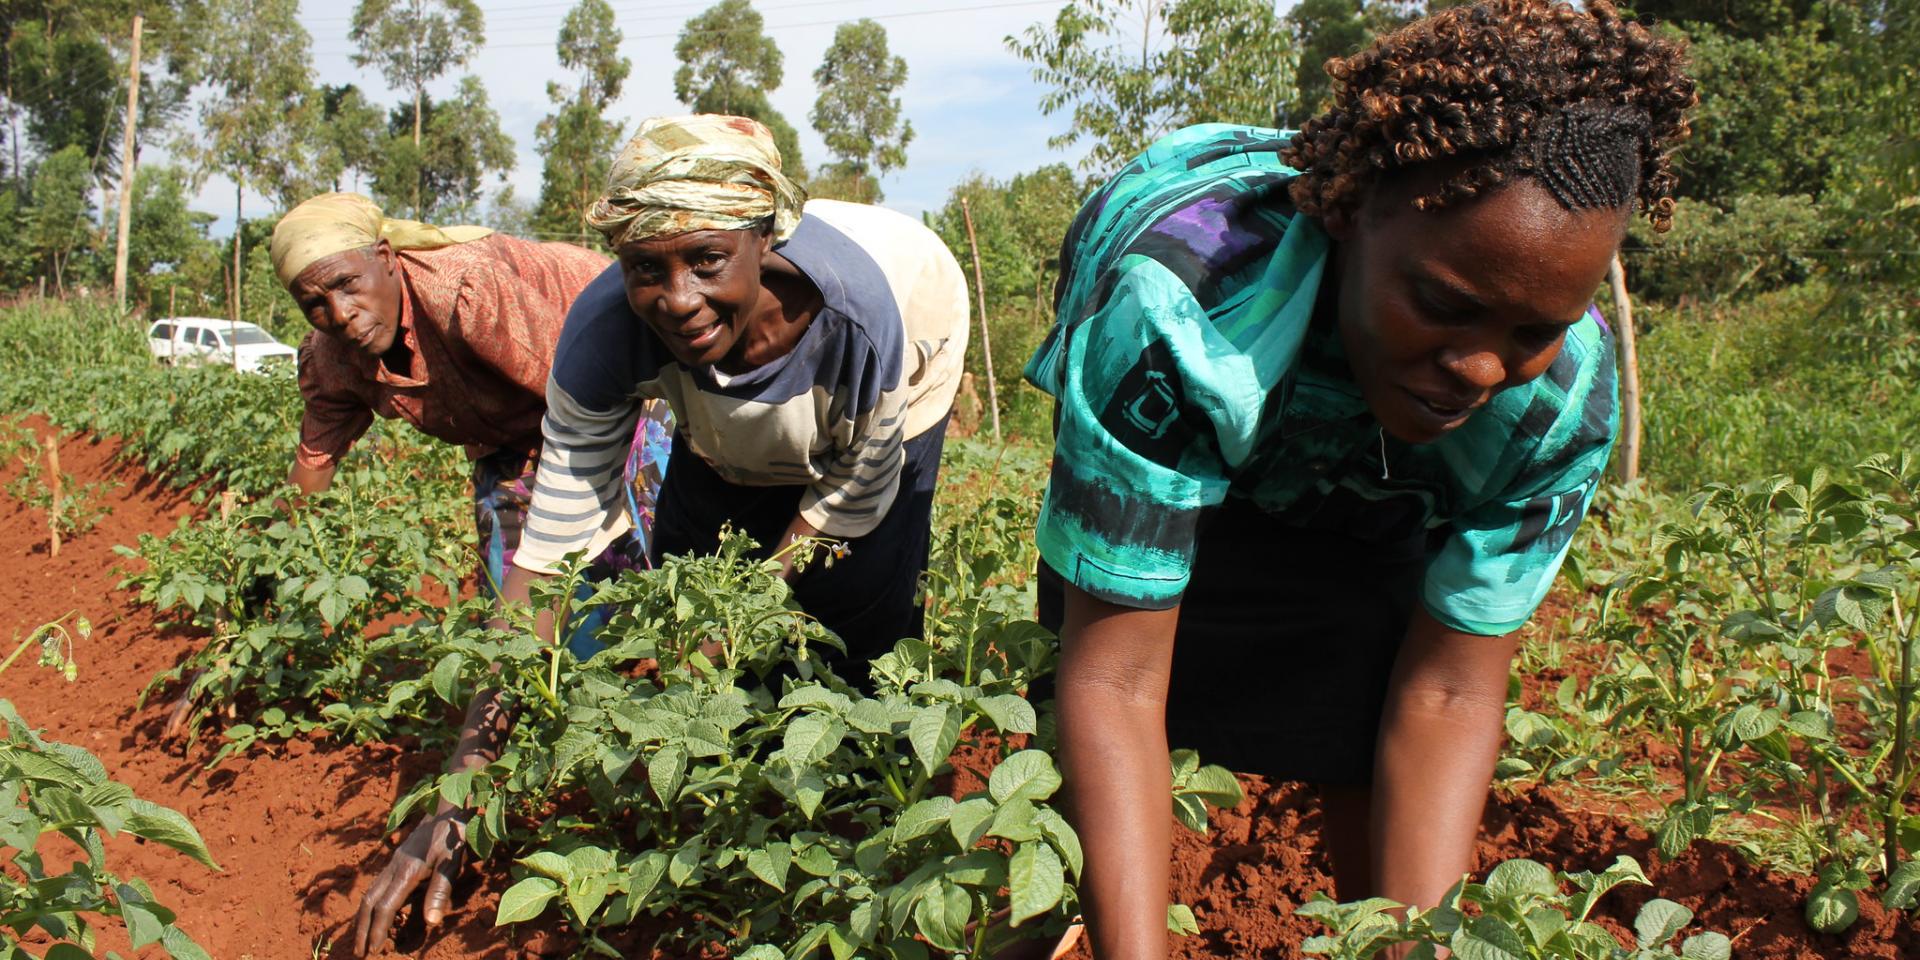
[586, 114, 808, 249]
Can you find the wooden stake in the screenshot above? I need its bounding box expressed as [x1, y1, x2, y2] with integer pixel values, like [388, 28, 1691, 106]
[168, 287, 177, 364]
[1608, 255, 1642, 483]
[111, 15, 143, 315]
[45, 435, 61, 558]
[959, 197, 1001, 443]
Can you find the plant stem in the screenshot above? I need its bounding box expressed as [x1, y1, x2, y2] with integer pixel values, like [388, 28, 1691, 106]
[1887, 589, 1914, 873]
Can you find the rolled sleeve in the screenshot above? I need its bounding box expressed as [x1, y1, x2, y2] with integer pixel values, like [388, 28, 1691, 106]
[1422, 331, 1619, 636]
[512, 378, 640, 574]
[295, 335, 374, 471]
[1028, 262, 1251, 609]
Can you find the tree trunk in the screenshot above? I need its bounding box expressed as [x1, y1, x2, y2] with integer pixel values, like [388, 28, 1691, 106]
[960, 197, 1001, 443]
[113, 14, 144, 315]
[1608, 255, 1642, 482]
[232, 180, 244, 325]
[412, 85, 424, 217]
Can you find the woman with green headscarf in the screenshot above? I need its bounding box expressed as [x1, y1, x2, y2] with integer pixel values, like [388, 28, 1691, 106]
[351, 117, 971, 956]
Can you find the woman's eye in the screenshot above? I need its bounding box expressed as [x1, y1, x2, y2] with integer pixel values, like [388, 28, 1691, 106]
[695, 253, 728, 273]
[1517, 324, 1567, 349]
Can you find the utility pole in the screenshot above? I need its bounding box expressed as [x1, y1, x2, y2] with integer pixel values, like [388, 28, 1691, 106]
[112, 14, 143, 315]
[960, 197, 1001, 443]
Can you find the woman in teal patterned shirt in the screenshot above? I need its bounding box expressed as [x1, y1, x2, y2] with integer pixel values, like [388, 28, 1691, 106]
[1028, 1, 1696, 954]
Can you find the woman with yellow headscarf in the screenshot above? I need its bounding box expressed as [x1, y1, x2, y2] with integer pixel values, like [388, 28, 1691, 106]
[351, 118, 971, 956]
[268, 191, 673, 631]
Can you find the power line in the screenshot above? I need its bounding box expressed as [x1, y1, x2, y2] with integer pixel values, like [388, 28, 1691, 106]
[304, 0, 1059, 53]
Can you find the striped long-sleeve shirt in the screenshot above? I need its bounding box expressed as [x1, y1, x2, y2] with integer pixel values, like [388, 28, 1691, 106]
[513, 199, 969, 574]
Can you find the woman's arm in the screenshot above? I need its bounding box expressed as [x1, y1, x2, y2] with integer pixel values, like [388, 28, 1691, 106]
[1057, 581, 1182, 960]
[1369, 606, 1517, 908]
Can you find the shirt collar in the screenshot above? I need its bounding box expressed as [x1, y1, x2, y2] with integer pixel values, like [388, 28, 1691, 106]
[370, 282, 428, 388]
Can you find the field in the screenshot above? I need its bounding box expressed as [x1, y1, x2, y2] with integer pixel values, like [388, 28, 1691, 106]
[0, 297, 1916, 960]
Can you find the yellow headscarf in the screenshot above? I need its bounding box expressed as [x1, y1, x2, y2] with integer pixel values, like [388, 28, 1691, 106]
[269, 192, 494, 286]
[585, 114, 808, 250]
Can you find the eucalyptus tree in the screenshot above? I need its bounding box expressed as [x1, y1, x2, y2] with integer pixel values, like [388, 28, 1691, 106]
[349, 0, 485, 214]
[810, 19, 912, 203]
[536, 0, 630, 242]
[675, 0, 807, 179]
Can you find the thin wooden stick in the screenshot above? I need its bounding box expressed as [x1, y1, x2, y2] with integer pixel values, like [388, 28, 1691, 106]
[1608, 255, 1643, 482]
[960, 197, 1002, 443]
[45, 435, 61, 558]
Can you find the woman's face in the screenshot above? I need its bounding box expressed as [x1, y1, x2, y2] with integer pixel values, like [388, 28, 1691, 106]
[287, 241, 406, 357]
[1330, 178, 1628, 444]
[617, 227, 773, 368]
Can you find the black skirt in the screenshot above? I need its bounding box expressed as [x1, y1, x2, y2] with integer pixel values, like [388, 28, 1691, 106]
[1037, 496, 1428, 785]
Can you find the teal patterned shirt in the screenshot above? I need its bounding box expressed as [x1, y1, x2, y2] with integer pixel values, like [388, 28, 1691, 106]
[1024, 124, 1618, 636]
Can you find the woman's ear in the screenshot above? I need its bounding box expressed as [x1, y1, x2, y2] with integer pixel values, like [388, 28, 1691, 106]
[372, 238, 397, 275]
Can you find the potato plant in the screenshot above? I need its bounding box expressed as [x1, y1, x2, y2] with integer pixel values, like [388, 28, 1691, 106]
[121, 457, 468, 762]
[1573, 456, 1920, 928]
[382, 527, 1236, 958]
[0, 620, 217, 960]
[1299, 856, 1730, 960]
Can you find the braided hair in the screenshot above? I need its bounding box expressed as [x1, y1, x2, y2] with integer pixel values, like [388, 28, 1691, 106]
[1282, 0, 1696, 232]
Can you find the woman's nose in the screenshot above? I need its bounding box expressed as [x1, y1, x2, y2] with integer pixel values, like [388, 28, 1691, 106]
[658, 269, 703, 319]
[1440, 347, 1507, 391]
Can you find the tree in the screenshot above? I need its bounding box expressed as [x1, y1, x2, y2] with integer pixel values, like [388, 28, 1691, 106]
[316, 84, 386, 193]
[810, 19, 912, 203]
[1677, 22, 1856, 204]
[1282, 0, 1366, 123]
[674, 0, 784, 116]
[535, 0, 630, 243]
[120, 163, 214, 298]
[1008, 0, 1294, 174]
[5, 24, 118, 158]
[371, 77, 514, 222]
[176, 0, 318, 324]
[25, 145, 94, 292]
[349, 0, 485, 214]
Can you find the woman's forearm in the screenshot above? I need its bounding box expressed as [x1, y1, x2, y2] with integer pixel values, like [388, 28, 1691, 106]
[1369, 609, 1517, 909]
[1057, 588, 1181, 960]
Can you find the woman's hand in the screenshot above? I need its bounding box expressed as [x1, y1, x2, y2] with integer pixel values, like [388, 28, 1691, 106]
[1056, 582, 1182, 960]
[1368, 607, 1518, 910]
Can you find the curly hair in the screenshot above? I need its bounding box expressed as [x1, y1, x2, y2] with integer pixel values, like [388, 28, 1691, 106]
[1282, 0, 1696, 232]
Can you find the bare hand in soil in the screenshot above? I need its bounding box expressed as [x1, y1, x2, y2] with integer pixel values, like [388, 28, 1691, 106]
[161, 692, 194, 740]
[353, 805, 469, 957]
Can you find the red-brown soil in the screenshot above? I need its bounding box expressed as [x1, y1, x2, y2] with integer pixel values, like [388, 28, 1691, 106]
[0, 420, 1912, 959]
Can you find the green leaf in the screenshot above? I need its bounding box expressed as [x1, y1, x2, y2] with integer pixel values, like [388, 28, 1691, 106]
[1805, 883, 1859, 933]
[1484, 859, 1557, 901]
[988, 797, 1042, 842]
[893, 796, 955, 845]
[1184, 764, 1243, 808]
[496, 876, 560, 925]
[625, 850, 669, 907]
[736, 948, 785, 960]
[123, 799, 219, 870]
[430, 652, 463, 705]
[846, 699, 895, 734]
[1884, 860, 1920, 911]
[1009, 842, 1065, 926]
[989, 750, 1063, 805]
[908, 704, 962, 778]
[782, 713, 848, 767]
[1453, 915, 1529, 960]
[669, 837, 706, 887]
[649, 744, 687, 805]
[746, 843, 791, 892]
[1681, 931, 1733, 960]
[1034, 805, 1084, 880]
[160, 926, 215, 960]
[1633, 898, 1693, 948]
[948, 796, 994, 849]
[119, 887, 166, 949]
[516, 851, 576, 886]
[973, 694, 1037, 734]
[1167, 903, 1200, 936]
[911, 880, 971, 952]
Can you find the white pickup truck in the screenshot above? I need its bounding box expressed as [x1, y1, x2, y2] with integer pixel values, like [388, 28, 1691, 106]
[147, 318, 299, 374]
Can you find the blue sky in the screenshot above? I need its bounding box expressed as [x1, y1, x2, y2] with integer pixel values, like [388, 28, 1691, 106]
[189, 0, 1103, 231]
